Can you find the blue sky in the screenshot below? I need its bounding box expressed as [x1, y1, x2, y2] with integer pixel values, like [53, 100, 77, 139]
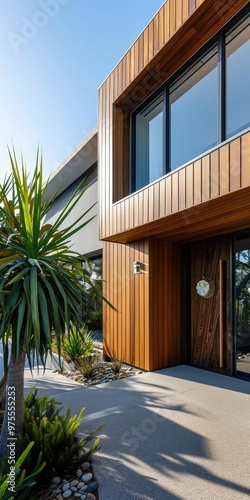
[0, 0, 164, 184]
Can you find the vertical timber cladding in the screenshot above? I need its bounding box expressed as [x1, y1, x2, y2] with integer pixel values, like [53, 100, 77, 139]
[190, 236, 231, 373]
[149, 238, 182, 370]
[102, 239, 150, 370]
[103, 238, 182, 371]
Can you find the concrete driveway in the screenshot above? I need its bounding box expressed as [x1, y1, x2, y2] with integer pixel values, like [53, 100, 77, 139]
[24, 364, 250, 500]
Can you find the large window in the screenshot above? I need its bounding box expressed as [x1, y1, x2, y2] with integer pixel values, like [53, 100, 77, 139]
[170, 48, 218, 171]
[132, 11, 250, 193]
[226, 16, 250, 138]
[135, 94, 163, 191]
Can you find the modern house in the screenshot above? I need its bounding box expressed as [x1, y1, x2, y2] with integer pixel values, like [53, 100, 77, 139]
[44, 125, 101, 260]
[98, 0, 250, 378]
[44, 125, 103, 332]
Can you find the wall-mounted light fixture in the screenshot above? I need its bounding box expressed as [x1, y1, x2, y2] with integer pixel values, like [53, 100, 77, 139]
[133, 261, 141, 274]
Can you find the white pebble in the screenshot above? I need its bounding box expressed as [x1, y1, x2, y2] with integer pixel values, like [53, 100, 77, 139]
[62, 491, 72, 499]
[81, 473, 92, 482]
[77, 482, 85, 489]
[62, 483, 70, 492]
[52, 476, 61, 484]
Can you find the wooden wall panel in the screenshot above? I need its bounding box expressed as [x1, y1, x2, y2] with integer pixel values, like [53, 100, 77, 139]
[179, 168, 186, 211]
[210, 149, 219, 198]
[103, 240, 150, 369]
[183, 0, 189, 22]
[219, 144, 230, 196]
[229, 138, 241, 192]
[149, 239, 182, 370]
[172, 171, 179, 213]
[193, 159, 202, 205]
[163, 1, 170, 45]
[201, 155, 210, 202]
[242, 133, 250, 187]
[169, 0, 176, 37]
[186, 163, 194, 208]
[103, 237, 182, 371]
[159, 178, 166, 218]
[165, 175, 172, 215]
[175, 0, 183, 31]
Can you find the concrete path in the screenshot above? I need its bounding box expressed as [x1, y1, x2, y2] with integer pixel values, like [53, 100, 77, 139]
[24, 365, 250, 500]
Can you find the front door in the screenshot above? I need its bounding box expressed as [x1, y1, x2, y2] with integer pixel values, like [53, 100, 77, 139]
[190, 236, 231, 374]
[235, 234, 250, 377]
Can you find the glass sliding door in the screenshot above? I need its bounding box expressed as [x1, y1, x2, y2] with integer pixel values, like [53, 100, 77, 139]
[235, 235, 250, 376]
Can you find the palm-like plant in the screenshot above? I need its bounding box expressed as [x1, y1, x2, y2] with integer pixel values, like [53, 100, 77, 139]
[0, 149, 96, 462]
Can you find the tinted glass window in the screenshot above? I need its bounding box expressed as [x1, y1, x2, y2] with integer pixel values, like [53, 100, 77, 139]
[170, 48, 218, 171]
[135, 94, 163, 190]
[226, 16, 250, 138]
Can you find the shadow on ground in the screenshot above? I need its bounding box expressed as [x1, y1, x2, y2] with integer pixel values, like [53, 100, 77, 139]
[25, 365, 250, 500]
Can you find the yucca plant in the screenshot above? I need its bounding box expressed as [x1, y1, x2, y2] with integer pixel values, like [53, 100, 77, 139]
[0, 149, 98, 462]
[75, 355, 98, 379]
[63, 324, 95, 362]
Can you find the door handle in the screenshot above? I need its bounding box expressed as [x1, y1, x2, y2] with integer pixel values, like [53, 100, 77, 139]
[219, 259, 225, 370]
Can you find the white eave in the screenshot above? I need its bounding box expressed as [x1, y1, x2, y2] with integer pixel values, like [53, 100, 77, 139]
[44, 124, 98, 201]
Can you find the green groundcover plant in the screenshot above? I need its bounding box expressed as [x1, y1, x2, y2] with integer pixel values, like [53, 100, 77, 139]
[0, 441, 45, 499]
[21, 388, 104, 481]
[0, 387, 104, 497]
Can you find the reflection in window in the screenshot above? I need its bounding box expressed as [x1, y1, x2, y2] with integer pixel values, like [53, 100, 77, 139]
[135, 94, 163, 191]
[226, 16, 250, 138]
[170, 48, 218, 171]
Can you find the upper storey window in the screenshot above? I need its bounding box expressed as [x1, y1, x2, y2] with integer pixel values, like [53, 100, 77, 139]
[226, 15, 250, 138]
[131, 11, 250, 193]
[135, 93, 163, 191]
[170, 47, 218, 171]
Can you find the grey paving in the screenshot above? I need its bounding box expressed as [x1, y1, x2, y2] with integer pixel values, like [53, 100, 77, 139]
[24, 365, 250, 500]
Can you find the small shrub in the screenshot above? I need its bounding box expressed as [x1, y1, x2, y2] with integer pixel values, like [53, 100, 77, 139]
[21, 388, 104, 481]
[63, 324, 95, 362]
[75, 355, 98, 379]
[111, 359, 123, 374]
[0, 441, 45, 499]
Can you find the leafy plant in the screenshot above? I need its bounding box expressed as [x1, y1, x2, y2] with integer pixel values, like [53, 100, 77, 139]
[0, 441, 45, 499]
[75, 355, 98, 379]
[63, 324, 95, 362]
[21, 388, 104, 481]
[111, 359, 123, 374]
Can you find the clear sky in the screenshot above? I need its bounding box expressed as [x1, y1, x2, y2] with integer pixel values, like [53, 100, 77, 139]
[0, 0, 164, 184]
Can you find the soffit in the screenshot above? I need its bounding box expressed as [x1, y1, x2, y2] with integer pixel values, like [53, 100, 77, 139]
[103, 188, 250, 244]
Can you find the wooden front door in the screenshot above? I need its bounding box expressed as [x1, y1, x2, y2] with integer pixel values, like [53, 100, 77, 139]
[190, 236, 231, 374]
